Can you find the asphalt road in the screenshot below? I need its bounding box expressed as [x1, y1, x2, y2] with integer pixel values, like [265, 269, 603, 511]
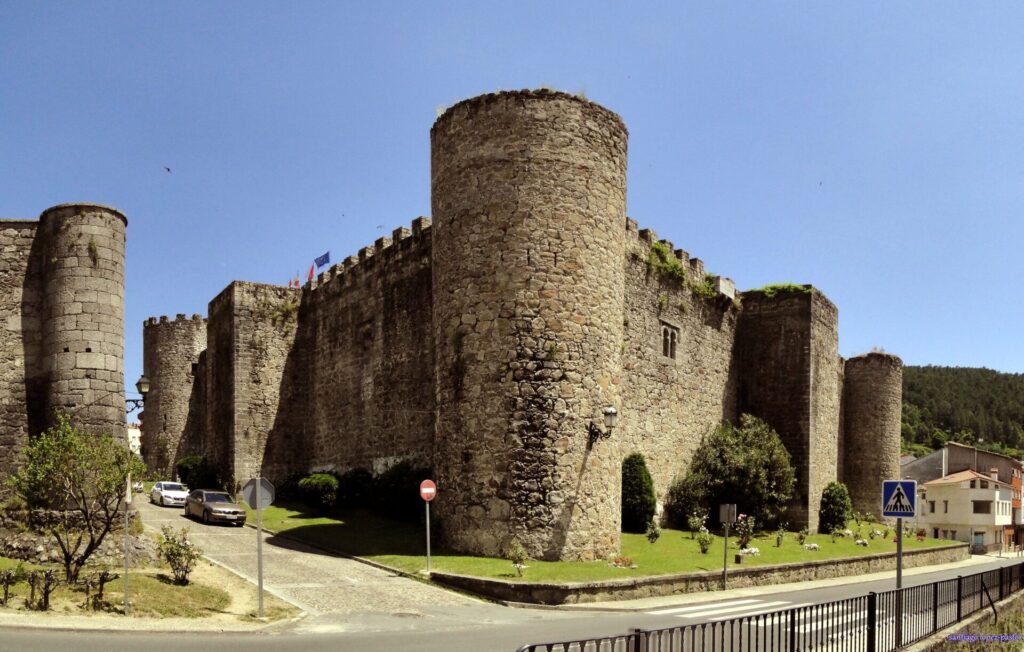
[2, 500, 1021, 652]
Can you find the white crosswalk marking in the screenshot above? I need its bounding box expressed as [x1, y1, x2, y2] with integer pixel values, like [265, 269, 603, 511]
[650, 599, 793, 619]
[649, 599, 761, 616]
[711, 603, 812, 622]
[795, 610, 869, 633]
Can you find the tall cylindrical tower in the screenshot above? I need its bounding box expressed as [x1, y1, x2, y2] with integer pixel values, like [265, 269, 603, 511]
[142, 314, 208, 475]
[39, 203, 127, 440]
[843, 352, 903, 516]
[431, 90, 628, 561]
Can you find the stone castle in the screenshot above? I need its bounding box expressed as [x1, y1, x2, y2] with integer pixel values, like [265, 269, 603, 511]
[137, 90, 902, 561]
[0, 204, 127, 479]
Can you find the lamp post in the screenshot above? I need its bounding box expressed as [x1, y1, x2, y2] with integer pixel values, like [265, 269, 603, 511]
[123, 375, 148, 615]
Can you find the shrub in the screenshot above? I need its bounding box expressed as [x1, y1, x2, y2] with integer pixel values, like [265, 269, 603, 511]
[298, 473, 338, 510]
[336, 468, 374, 508]
[775, 522, 788, 547]
[664, 415, 794, 529]
[686, 509, 708, 539]
[646, 520, 661, 544]
[696, 527, 713, 554]
[621, 453, 657, 533]
[502, 537, 529, 577]
[818, 481, 853, 534]
[797, 527, 810, 545]
[158, 525, 202, 585]
[734, 514, 755, 549]
[175, 455, 220, 490]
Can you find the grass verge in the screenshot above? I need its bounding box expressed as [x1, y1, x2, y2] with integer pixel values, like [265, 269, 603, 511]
[247, 502, 957, 583]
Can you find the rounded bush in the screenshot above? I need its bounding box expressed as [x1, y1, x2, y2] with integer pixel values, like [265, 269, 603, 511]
[336, 468, 374, 508]
[175, 455, 219, 490]
[298, 473, 339, 511]
[818, 481, 853, 534]
[621, 453, 657, 533]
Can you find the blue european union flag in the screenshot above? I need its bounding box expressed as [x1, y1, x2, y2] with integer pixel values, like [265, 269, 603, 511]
[314, 251, 330, 268]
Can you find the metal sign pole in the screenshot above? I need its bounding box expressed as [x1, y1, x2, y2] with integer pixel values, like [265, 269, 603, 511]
[896, 516, 903, 589]
[124, 472, 130, 615]
[722, 520, 729, 590]
[256, 478, 264, 619]
[426, 501, 432, 574]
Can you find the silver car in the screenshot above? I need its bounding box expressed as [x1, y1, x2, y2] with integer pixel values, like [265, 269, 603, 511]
[185, 490, 247, 526]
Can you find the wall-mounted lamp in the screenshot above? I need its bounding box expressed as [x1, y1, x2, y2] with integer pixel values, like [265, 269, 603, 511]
[588, 406, 618, 446]
[126, 375, 149, 412]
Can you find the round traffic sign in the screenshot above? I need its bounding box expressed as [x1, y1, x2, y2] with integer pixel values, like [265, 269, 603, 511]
[420, 479, 437, 502]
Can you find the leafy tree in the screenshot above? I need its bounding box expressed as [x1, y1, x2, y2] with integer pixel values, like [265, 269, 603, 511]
[818, 481, 853, 534]
[6, 413, 146, 582]
[664, 414, 795, 528]
[158, 525, 202, 585]
[175, 454, 220, 490]
[620, 452, 657, 533]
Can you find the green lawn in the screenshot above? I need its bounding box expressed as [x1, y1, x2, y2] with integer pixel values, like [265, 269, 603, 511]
[248, 502, 956, 583]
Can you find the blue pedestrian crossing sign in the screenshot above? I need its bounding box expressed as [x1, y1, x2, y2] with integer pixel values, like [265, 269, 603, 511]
[882, 480, 917, 517]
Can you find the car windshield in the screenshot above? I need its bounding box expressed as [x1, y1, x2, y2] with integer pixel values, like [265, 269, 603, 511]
[163, 483, 185, 492]
[206, 493, 233, 503]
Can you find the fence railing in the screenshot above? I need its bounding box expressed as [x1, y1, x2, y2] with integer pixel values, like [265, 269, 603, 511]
[516, 561, 1024, 652]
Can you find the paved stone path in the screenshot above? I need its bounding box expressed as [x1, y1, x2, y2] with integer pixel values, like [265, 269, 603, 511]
[135, 499, 536, 634]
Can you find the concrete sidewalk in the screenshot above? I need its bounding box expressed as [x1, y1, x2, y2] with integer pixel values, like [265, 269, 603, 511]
[554, 553, 1001, 612]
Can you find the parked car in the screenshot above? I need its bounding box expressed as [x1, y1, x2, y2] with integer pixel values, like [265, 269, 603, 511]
[185, 490, 247, 526]
[150, 481, 189, 507]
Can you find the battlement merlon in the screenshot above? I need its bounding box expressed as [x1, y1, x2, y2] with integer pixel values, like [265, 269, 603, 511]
[305, 216, 432, 294]
[144, 313, 207, 327]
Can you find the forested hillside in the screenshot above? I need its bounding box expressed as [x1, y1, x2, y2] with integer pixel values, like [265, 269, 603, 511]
[901, 366, 1024, 459]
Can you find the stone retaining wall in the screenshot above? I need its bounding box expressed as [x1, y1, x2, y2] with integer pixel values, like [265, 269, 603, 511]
[431, 543, 969, 605]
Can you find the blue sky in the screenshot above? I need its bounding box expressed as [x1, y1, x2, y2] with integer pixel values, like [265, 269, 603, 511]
[2, 2, 1022, 411]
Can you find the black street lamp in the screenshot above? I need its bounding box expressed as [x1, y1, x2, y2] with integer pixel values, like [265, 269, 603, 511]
[588, 405, 618, 446]
[126, 375, 149, 413]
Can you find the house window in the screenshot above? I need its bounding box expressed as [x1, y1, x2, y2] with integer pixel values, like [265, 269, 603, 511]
[933, 529, 939, 538]
[981, 480, 989, 489]
[951, 530, 956, 539]
[973, 501, 992, 514]
[929, 500, 935, 513]
[943, 500, 948, 513]
[970, 480, 976, 488]
[660, 323, 678, 360]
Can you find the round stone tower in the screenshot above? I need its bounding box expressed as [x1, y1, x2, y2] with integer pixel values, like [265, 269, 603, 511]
[142, 313, 207, 475]
[431, 90, 628, 561]
[38, 203, 127, 440]
[843, 352, 903, 516]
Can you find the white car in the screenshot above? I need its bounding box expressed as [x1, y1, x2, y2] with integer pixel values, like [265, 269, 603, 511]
[150, 481, 189, 507]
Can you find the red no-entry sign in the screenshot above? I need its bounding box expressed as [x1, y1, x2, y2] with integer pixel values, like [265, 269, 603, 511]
[420, 479, 437, 502]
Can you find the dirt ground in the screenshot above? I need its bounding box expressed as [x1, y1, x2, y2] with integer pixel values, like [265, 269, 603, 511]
[0, 558, 301, 632]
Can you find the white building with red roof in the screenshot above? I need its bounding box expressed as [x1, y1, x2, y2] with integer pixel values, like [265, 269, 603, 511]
[917, 468, 1014, 552]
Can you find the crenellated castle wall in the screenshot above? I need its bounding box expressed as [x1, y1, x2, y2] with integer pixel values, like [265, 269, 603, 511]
[141, 90, 902, 559]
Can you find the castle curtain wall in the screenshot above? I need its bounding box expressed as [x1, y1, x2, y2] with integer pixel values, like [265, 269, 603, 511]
[620, 224, 740, 507]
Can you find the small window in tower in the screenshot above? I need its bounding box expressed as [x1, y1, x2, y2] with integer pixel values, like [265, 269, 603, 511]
[63, 347, 69, 353]
[659, 321, 679, 361]
[85, 347, 92, 353]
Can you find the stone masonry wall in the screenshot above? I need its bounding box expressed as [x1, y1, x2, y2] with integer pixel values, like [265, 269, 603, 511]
[0, 221, 43, 478]
[737, 288, 816, 527]
[204, 286, 235, 478]
[141, 314, 206, 476]
[620, 223, 739, 506]
[38, 204, 127, 441]
[808, 293, 841, 533]
[306, 218, 434, 476]
[843, 352, 903, 516]
[226, 282, 307, 486]
[431, 90, 628, 561]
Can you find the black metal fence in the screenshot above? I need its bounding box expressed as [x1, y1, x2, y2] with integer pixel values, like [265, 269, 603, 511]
[516, 561, 1024, 652]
